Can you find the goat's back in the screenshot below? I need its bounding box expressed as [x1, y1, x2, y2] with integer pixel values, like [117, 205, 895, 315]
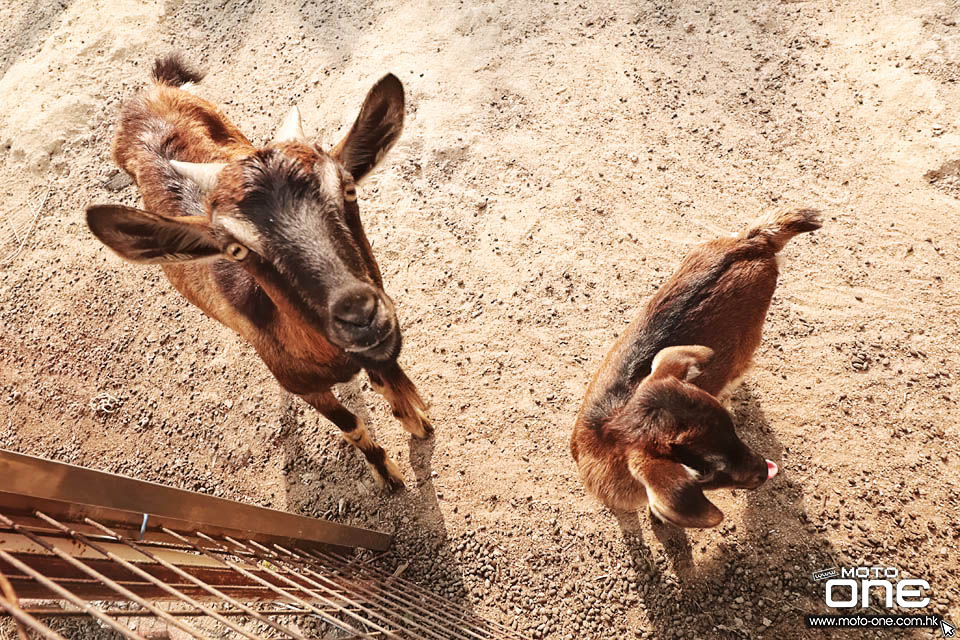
[113, 85, 253, 218]
[638, 236, 779, 396]
[578, 234, 780, 439]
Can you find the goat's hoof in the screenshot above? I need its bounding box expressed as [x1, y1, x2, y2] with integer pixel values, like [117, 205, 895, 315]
[649, 508, 665, 526]
[404, 407, 434, 440]
[381, 474, 406, 492]
[370, 458, 406, 492]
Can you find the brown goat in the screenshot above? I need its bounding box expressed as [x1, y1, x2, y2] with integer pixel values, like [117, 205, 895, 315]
[571, 209, 821, 527]
[87, 55, 430, 490]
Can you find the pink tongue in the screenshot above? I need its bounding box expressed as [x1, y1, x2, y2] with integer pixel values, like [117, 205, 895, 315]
[766, 459, 779, 479]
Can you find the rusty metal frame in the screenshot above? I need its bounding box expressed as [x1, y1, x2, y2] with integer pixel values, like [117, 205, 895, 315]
[0, 449, 390, 551]
[0, 450, 529, 639]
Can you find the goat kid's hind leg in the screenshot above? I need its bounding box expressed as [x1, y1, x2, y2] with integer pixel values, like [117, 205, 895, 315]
[366, 364, 433, 440]
[300, 390, 405, 491]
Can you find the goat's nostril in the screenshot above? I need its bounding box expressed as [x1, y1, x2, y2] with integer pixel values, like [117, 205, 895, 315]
[331, 288, 379, 328]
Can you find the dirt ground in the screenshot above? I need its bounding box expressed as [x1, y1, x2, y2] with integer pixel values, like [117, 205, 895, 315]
[1, 0, 959, 638]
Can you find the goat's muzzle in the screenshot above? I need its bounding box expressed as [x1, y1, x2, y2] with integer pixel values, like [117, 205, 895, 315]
[328, 284, 400, 362]
[739, 455, 775, 490]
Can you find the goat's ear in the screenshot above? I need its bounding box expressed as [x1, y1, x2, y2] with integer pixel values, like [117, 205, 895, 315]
[628, 453, 724, 528]
[332, 74, 404, 181]
[649, 345, 714, 382]
[86, 205, 220, 264]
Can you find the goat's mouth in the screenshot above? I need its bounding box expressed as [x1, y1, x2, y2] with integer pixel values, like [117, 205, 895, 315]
[339, 322, 401, 363]
[342, 324, 394, 353]
[738, 476, 767, 490]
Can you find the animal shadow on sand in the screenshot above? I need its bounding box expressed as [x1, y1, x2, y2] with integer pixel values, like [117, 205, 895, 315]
[277, 378, 481, 633]
[614, 384, 844, 640]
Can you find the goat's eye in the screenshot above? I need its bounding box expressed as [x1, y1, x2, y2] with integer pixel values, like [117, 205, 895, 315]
[344, 185, 358, 202]
[225, 242, 249, 261]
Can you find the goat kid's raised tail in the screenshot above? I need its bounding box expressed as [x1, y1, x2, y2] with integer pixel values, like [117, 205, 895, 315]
[744, 208, 822, 252]
[152, 53, 204, 87]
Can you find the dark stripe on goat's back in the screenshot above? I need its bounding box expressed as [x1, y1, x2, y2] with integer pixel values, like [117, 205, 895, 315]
[192, 104, 241, 146]
[584, 241, 767, 429]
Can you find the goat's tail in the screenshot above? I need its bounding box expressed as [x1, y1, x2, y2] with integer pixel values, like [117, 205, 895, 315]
[152, 54, 204, 87]
[743, 208, 822, 253]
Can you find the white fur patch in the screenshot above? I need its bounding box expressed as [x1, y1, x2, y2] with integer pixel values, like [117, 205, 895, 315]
[646, 489, 676, 524]
[218, 216, 264, 253]
[681, 464, 701, 480]
[650, 349, 666, 377]
[322, 156, 340, 190]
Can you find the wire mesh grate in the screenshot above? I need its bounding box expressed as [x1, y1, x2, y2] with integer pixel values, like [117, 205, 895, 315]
[0, 451, 529, 639]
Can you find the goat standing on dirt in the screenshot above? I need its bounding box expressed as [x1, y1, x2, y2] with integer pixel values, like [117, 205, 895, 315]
[571, 209, 822, 526]
[87, 56, 431, 490]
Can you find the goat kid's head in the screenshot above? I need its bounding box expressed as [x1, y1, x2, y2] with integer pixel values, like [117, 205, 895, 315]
[625, 346, 778, 528]
[88, 75, 406, 363]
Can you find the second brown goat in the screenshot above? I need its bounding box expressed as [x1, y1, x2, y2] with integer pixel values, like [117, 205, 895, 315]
[571, 209, 821, 527]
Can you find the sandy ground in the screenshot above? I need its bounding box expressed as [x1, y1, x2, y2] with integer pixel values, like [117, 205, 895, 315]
[1, 0, 959, 638]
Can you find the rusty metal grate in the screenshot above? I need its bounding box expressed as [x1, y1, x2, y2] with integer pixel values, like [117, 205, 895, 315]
[0, 450, 528, 639]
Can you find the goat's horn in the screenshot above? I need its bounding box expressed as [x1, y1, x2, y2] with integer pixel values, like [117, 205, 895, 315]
[273, 106, 306, 143]
[170, 160, 225, 192]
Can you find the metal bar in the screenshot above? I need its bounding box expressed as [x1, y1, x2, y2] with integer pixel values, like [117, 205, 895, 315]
[0, 530, 237, 571]
[15, 607, 332, 618]
[0, 450, 390, 550]
[261, 541, 458, 640]
[0, 513, 212, 640]
[325, 549, 519, 638]
[0, 596, 67, 640]
[0, 549, 146, 640]
[0, 566, 29, 640]
[1, 573, 285, 600]
[83, 517, 311, 640]
[328, 549, 525, 640]
[315, 549, 529, 639]
[4, 512, 249, 551]
[237, 537, 439, 640]
[161, 527, 375, 639]
[302, 548, 492, 640]
[34, 511, 267, 640]
[308, 549, 498, 640]
[211, 532, 398, 640]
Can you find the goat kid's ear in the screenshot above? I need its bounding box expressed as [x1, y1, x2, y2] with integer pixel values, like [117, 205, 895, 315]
[86, 205, 220, 264]
[629, 454, 724, 528]
[332, 74, 405, 181]
[649, 345, 714, 382]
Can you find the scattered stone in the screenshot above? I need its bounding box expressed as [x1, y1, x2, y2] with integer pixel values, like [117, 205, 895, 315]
[103, 171, 133, 192]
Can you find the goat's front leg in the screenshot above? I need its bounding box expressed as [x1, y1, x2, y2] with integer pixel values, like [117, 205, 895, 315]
[299, 390, 405, 491]
[366, 363, 433, 440]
